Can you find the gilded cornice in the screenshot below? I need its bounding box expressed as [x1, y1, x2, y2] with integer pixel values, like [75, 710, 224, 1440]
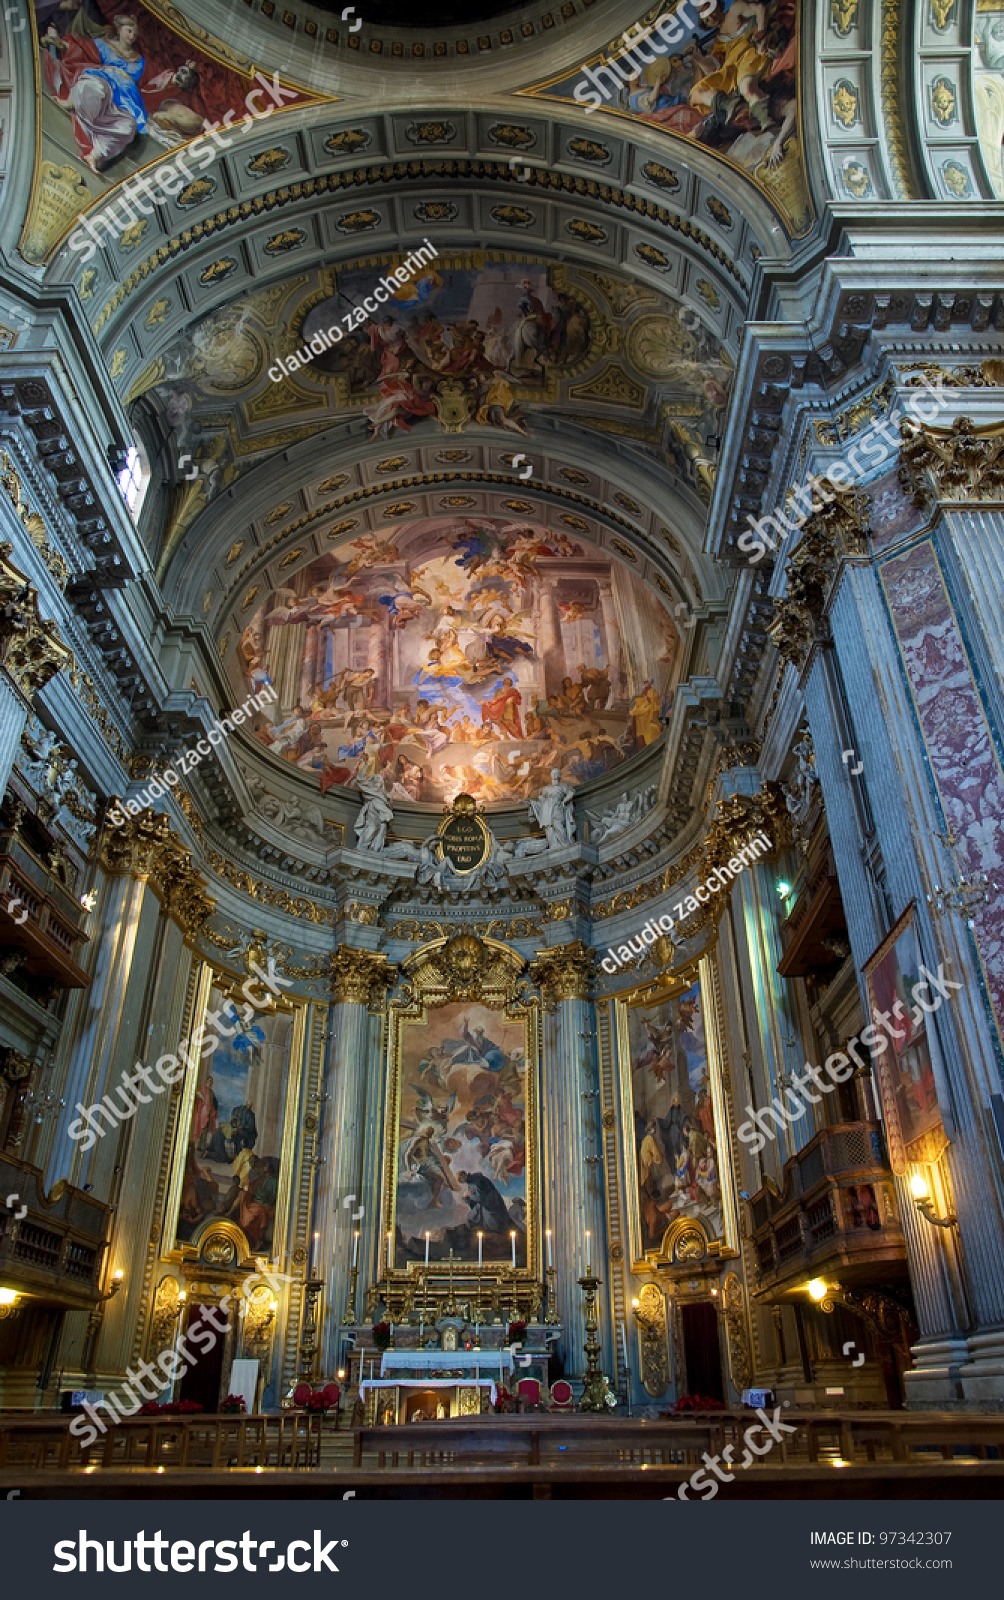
[0, 543, 72, 698]
[1, 452, 69, 591]
[91, 159, 746, 336]
[402, 932, 525, 1007]
[329, 944, 397, 1007]
[205, 849, 333, 923]
[529, 939, 595, 1001]
[899, 414, 1004, 510]
[99, 806, 215, 934]
[879, 0, 913, 199]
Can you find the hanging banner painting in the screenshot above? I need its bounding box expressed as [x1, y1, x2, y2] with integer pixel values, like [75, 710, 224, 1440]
[617, 957, 737, 1267]
[169, 977, 302, 1257]
[863, 907, 951, 1174]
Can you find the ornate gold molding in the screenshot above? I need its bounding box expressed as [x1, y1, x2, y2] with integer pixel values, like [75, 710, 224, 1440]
[899, 415, 1004, 509]
[99, 806, 215, 934]
[1, 454, 69, 590]
[0, 545, 72, 697]
[529, 939, 595, 1001]
[723, 1271, 752, 1394]
[635, 1282, 671, 1397]
[330, 943, 397, 1007]
[767, 488, 864, 670]
[401, 931, 524, 1007]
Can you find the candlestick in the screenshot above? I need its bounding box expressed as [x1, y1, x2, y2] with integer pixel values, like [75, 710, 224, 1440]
[510, 1230, 516, 1269]
[425, 1230, 430, 1266]
[545, 1228, 552, 1270]
[577, 1268, 613, 1412]
[478, 1231, 483, 1267]
[352, 1230, 359, 1268]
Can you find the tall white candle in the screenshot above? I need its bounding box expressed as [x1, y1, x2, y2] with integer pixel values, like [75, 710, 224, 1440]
[478, 1232, 483, 1267]
[585, 1230, 591, 1275]
[620, 1320, 629, 1374]
[369, 1359, 373, 1383]
[546, 1229, 552, 1270]
[510, 1231, 516, 1268]
[312, 1231, 319, 1272]
[352, 1230, 359, 1268]
[425, 1230, 430, 1266]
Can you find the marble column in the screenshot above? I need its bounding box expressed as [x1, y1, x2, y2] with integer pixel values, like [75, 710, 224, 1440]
[0, 671, 27, 799]
[597, 578, 626, 702]
[530, 942, 605, 1384]
[316, 947, 396, 1377]
[536, 578, 564, 700]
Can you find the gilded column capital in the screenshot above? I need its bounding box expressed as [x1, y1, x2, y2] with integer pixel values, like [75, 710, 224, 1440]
[766, 486, 864, 671]
[529, 939, 595, 1002]
[98, 805, 215, 934]
[899, 414, 1004, 508]
[329, 944, 397, 1007]
[0, 544, 72, 697]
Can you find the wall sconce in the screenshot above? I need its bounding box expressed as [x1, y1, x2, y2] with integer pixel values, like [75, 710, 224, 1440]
[631, 1295, 660, 1333]
[806, 1278, 835, 1312]
[0, 1286, 18, 1320]
[909, 1172, 957, 1228]
[99, 1269, 124, 1303]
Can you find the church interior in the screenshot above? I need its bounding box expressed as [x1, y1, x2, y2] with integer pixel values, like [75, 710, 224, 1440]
[1, 0, 1004, 1500]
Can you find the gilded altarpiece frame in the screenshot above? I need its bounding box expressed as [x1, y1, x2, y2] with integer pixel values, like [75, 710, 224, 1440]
[380, 937, 540, 1279]
[162, 962, 309, 1272]
[614, 953, 740, 1273]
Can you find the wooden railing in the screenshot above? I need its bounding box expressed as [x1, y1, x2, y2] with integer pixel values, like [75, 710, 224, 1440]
[351, 1410, 1004, 1472]
[0, 1413, 326, 1471]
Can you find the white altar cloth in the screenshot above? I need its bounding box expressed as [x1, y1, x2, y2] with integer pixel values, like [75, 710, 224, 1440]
[379, 1349, 514, 1378]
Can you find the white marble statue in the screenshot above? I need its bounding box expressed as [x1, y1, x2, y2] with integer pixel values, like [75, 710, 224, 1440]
[354, 772, 395, 853]
[527, 768, 576, 849]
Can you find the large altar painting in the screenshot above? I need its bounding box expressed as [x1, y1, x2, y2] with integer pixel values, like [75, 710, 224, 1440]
[624, 978, 726, 1256]
[392, 1001, 528, 1266]
[863, 907, 950, 1175]
[232, 516, 681, 808]
[175, 988, 295, 1253]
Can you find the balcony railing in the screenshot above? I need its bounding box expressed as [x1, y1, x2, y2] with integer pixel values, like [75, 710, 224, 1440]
[748, 1122, 906, 1295]
[0, 1154, 112, 1308]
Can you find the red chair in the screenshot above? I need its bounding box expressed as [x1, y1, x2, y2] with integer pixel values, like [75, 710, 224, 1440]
[321, 1382, 340, 1406]
[517, 1378, 541, 1410]
[292, 1381, 312, 1407]
[549, 1379, 574, 1411]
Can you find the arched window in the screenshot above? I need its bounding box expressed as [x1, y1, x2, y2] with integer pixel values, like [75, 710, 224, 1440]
[117, 432, 150, 521]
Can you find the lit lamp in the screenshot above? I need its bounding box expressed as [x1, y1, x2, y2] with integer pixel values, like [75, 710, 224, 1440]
[910, 1171, 957, 1228]
[0, 1286, 17, 1323]
[806, 1278, 835, 1312]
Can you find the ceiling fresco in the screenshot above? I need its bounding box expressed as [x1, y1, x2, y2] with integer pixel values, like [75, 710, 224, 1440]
[520, 0, 813, 237]
[22, 0, 319, 262]
[132, 257, 733, 570]
[230, 517, 682, 809]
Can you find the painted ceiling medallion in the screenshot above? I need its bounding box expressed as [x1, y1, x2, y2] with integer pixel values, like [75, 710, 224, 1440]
[407, 121, 457, 145]
[436, 450, 473, 463]
[491, 204, 534, 228]
[384, 501, 418, 515]
[416, 201, 459, 224]
[930, 75, 958, 127]
[489, 124, 535, 149]
[706, 197, 733, 229]
[376, 457, 409, 472]
[567, 220, 607, 245]
[338, 209, 382, 232]
[317, 474, 350, 493]
[636, 243, 671, 272]
[265, 228, 307, 255]
[559, 468, 590, 485]
[247, 148, 291, 177]
[266, 503, 293, 524]
[642, 161, 680, 192]
[325, 129, 371, 155]
[614, 491, 642, 515]
[568, 138, 611, 164]
[325, 518, 358, 538]
[177, 178, 216, 208]
[830, 80, 859, 129]
[199, 258, 237, 286]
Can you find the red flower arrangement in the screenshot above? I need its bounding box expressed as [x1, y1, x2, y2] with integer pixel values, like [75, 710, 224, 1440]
[492, 1384, 518, 1414]
[507, 1321, 527, 1344]
[302, 1390, 332, 1413]
[371, 1321, 392, 1350]
[669, 1394, 726, 1413]
[219, 1394, 247, 1415]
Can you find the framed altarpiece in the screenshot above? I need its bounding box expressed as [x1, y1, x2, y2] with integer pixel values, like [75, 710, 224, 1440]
[379, 936, 541, 1288]
[601, 950, 747, 1402]
[152, 959, 323, 1401]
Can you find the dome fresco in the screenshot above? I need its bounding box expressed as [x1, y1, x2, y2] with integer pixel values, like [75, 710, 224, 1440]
[231, 516, 682, 808]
